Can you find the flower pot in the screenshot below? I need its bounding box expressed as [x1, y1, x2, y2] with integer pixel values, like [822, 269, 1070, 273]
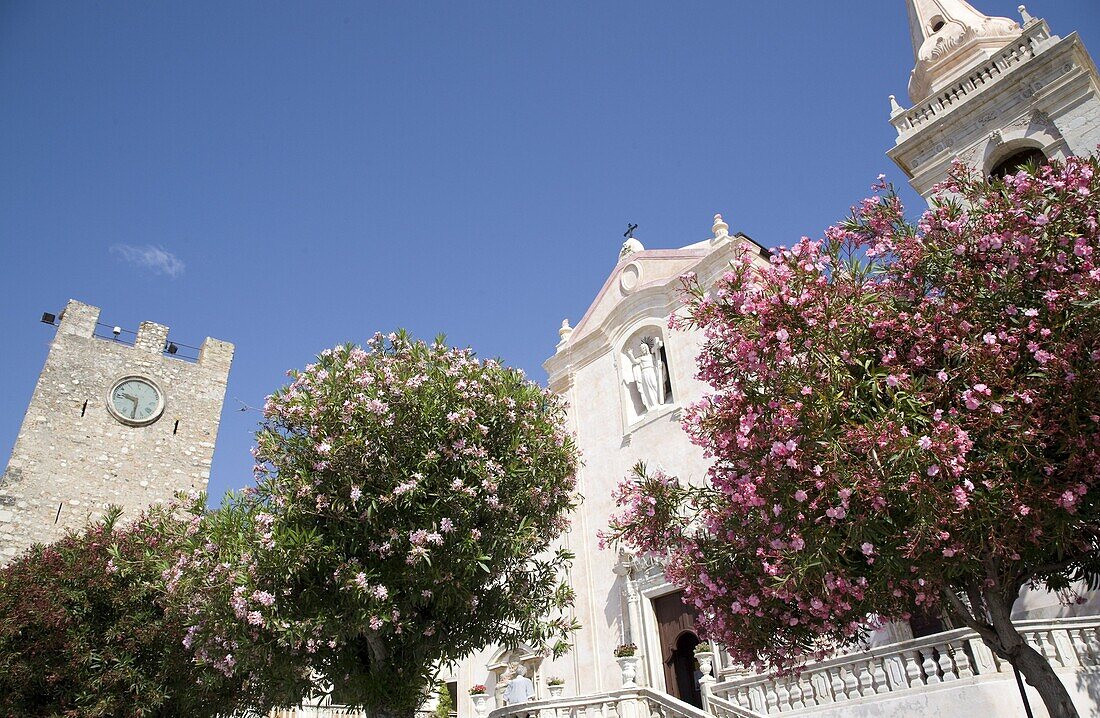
[548, 684, 565, 698]
[617, 655, 640, 688]
[694, 649, 714, 680]
[471, 693, 492, 718]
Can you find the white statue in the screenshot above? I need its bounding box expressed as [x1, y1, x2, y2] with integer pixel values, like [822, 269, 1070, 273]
[627, 337, 668, 411]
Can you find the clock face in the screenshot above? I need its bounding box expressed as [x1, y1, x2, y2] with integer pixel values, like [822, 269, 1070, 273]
[108, 377, 164, 425]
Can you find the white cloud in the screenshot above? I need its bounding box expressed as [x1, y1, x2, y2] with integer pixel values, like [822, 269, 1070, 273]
[110, 244, 186, 278]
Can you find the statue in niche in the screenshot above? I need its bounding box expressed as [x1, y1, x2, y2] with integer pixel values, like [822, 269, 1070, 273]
[627, 336, 668, 411]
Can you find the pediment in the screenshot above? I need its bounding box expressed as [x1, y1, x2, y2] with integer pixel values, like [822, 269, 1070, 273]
[568, 249, 708, 346]
[485, 642, 542, 671]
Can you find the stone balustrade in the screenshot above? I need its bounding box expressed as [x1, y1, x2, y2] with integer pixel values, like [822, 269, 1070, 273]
[890, 19, 1058, 139]
[487, 686, 765, 718]
[269, 708, 360, 717]
[701, 694, 767, 718]
[269, 707, 370, 717]
[707, 616, 1100, 715]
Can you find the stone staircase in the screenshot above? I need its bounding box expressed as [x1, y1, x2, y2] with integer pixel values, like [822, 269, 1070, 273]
[267, 616, 1100, 718]
[486, 686, 761, 718]
[488, 616, 1100, 718]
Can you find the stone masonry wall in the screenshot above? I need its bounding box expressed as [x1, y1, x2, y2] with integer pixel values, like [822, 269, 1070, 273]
[0, 299, 234, 561]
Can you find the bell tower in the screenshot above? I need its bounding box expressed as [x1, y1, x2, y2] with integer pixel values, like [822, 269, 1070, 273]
[888, 1, 1100, 197]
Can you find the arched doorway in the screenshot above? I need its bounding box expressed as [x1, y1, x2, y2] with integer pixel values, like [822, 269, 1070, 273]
[653, 591, 703, 708]
[666, 630, 703, 708]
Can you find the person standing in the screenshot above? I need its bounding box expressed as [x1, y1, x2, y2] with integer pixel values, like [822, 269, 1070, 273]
[503, 665, 535, 705]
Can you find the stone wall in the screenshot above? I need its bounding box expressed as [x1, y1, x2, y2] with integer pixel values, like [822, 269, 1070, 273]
[0, 299, 234, 561]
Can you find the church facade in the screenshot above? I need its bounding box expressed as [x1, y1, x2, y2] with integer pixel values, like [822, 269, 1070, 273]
[446, 3, 1100, 718]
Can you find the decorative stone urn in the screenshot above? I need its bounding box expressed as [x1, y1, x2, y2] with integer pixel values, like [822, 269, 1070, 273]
[548, 683, 565, 698]
[694, 646, 714, 681]
[617, 655, 640, 688]
[470, 693, 492, 718]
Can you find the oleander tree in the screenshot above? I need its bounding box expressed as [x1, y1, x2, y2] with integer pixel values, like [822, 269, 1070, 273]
[162, 332, 581, 717]
[604, 155, 1100, 718]
[0, 506, 244, 718]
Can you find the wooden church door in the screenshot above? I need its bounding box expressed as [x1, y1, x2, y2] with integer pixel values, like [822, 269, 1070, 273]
[652, 591, 702, 708]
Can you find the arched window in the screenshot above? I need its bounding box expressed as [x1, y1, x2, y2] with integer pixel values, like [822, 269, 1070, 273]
[989, 147, 1047, 179]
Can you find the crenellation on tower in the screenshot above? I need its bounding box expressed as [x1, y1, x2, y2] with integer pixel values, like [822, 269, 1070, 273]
[199, 337, 236, 371]
[57, 299, 100, 338]
[134, 320, 170, 354]
[0, 299, 234, 562]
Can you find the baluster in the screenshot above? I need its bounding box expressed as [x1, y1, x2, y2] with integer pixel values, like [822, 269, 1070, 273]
[788, 678, 805, 709]
[828, 667, 845, 701]
[764, 683, 779, 714]
[1071, 629, 1093, 666]
[856, 660, 874, 696]
[955, 641, 974, 678]
[903, 650, 922, 687]
[1084, 627, 1100, 665]
[936, 643, 957, 681]
[1023, 630, 1043, 661]
[842, 665, 859, 699]
[776, 681, 792, 711]
[871, 657, 890, 693]
[1039, 631, 1059, 667]
[920, 648, 940, 684]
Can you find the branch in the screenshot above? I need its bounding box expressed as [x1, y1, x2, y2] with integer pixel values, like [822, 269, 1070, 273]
[365, 630, 389, 666]
[1020, 557, 1078, 587]
[940, 586, 996, 645]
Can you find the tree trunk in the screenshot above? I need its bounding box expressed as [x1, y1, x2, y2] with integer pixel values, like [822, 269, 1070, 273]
[981, 586, 1080, 718]
[1010, 641, 1079, 718]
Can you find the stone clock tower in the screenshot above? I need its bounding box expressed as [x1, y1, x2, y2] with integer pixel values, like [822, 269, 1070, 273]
[0, 299, 234, 562]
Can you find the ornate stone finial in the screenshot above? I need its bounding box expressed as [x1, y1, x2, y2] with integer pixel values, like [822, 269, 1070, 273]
[556, 319, 573, 352]
[889, 94, 904, 116]
[711, 213, 730, 241]
[904, 0, 1022, 103]
[1018, 5, 1034, 25]
[620, 236, 644, 260]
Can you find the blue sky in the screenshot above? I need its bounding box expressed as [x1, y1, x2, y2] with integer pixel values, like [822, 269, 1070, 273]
[2, 1, 1097, 503]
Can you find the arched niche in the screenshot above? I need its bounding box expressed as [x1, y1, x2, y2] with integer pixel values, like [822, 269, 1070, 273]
[618, 325, 675, 426]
